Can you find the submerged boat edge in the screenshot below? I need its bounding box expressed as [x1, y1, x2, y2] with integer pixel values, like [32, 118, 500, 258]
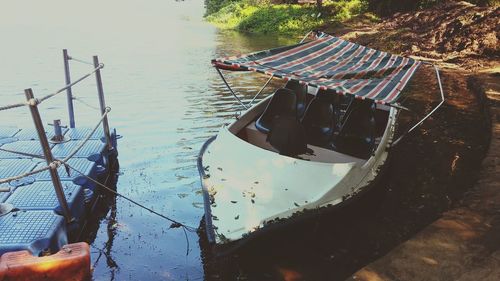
[197, 136, 217, 244]
[197, 133, 395, 256]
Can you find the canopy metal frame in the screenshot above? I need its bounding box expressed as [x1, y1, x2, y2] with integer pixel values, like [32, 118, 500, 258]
[214, 67, 275, 110]
[391, 63, 445, 146]
[213, 31, 445, 146]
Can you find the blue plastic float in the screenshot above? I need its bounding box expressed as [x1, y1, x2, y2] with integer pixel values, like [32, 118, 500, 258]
[0, 126, 117, 256]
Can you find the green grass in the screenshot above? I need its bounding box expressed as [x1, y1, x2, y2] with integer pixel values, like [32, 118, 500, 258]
[206, 0, 368, 35]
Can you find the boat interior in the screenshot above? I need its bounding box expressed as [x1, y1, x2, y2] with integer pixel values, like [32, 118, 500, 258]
[230, 80, 391, 164]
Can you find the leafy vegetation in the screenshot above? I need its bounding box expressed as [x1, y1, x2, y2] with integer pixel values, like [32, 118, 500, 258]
[206, 0, 368, 34]
[366, 0, 499, 16]
[205, 0, 499, 34]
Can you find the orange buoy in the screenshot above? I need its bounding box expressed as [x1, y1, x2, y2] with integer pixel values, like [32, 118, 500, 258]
[0, 242, 90, 281]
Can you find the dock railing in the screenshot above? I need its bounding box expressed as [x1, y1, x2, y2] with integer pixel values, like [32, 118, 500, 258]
[0, 50, 112, 224]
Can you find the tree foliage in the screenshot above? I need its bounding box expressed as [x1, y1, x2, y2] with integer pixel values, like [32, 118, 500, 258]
[366, 0, 498, 16]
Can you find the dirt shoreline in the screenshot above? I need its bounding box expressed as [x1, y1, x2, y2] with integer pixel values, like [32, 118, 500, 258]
[346, 69, 500, 281]
[329, 2, 500, 280]
[200, 3, 498, 279]
[322, 1, 499, 71]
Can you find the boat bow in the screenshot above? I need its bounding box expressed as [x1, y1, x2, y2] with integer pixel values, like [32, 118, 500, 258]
[201, 127, 358, 244]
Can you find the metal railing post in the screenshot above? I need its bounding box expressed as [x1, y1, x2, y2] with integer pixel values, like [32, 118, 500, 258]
[63, 49, 76, 128]
[24, 88, 72, 223]
[93, 56, 112, 151]
[52, 119, 64, 142]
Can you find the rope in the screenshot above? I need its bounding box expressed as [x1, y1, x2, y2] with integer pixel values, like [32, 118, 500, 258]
[0, 147, 45, 159]
[63, 162, 195, 255]
[38, 64, 104, 103]
[68, 56, 94, 66]
[62, 162, 197, 231]
[0, 101, 27, 112]
[62, 108, 110, 163]
[73, 96, 100, 110]
[0, 165, 52, 184]
[0, 107, 110, 185]
[0, 63, 104, 112]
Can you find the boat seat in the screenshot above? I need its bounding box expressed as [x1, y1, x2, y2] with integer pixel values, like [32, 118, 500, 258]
[241, 122, 366, 164]
[255, 88, 297, 134]
[334, 99, 376, 159]
[284, 80, 308, 117]
[266, 115, 307, 157]
[301, 91, 336, 147]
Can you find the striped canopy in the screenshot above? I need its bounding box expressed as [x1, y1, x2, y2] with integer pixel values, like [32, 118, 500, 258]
[213, 33, 421, 105]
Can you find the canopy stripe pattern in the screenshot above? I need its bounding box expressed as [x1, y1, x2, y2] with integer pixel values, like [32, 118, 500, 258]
[213, 33, 421, 105]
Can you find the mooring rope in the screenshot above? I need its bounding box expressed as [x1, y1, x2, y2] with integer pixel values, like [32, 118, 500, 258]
[0, 58, 195, 255]
[73, 96, 100, 110]
[62, 108, 110, 163]
[38, 63, 104, 104]
[0, 147, 45, 159]
[64, 162, 195, 256]
[0, 165, 52, 185]
[65, 162, 197, 231]
[0, 100, 27, 111]
[0, 108, 110, 184]
[68, 56, 95, 66]
[0, 113, 196, 256]
[0, 63, 104, 112]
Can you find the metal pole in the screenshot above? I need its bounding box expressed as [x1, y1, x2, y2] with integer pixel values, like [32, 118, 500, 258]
[53, 119, 64, 142]
[63, 49, 76, 128]
[93, 56, 112, 150]
[24, 88, 72, 223]
[214, 67, 249, 110]
[391, 64, 445, 146]
[248, 75, 273, 107]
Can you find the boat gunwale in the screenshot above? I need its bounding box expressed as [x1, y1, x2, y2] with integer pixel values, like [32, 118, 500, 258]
[197, 142, 392, 255]
[198, 87, 397, 249]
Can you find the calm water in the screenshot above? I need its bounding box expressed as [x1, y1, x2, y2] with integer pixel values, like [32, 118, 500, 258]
[0, 1, 295, 280]
[0, 1, 490, 280]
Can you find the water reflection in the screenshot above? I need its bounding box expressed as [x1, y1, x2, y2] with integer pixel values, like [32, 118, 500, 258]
[200, 66, 489, 281]
[0, 1, 489, 280]
[89, 194, 119, 281]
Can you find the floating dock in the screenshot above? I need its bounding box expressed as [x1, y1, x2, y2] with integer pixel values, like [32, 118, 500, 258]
[0, 50, 118, 280]
[0, 126, 118, 256]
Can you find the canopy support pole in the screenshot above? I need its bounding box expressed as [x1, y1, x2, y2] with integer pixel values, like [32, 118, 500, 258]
[248, 75, 274, 107]
[392, 64, 445, 146]
[388, 102, 410, 111]
[300, 31, 313, 43]
[214, 67, 249, 110]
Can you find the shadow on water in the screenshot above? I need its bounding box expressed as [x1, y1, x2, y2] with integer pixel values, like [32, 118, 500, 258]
[0, 2, 490, 279]
[79, 157, 121, 281]
[200, 68, 491, 280]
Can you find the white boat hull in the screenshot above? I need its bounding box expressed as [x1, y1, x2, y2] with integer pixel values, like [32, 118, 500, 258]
[198, 96, 398, 246]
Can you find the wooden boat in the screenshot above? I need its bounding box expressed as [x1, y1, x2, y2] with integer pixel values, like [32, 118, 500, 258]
[198, 31, 444, 251]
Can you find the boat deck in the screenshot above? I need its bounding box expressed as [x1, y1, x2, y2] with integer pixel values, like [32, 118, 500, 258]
[238, 121, 366, 164]
[0, 125, 118, 256]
